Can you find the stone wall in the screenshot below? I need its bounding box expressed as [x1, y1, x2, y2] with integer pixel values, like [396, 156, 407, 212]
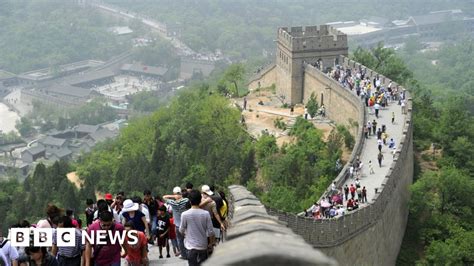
[265, 56, 414, 266]
[248, 63, 277, 91]
[204, 185, 337, 266]
[303, 64, 362, 135]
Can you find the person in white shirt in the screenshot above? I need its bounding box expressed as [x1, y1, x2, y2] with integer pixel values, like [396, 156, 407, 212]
[0, 230, 19, 266]
[180, 190, 215, 265]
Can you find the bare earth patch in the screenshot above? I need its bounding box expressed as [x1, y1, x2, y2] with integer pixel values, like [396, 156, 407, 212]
[67, 171, 84, 189]
[238, 89, 334, 148]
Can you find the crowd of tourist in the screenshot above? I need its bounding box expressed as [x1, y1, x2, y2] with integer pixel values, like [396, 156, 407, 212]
[0, 183, 228, 266]
[304, 64, 406, 220]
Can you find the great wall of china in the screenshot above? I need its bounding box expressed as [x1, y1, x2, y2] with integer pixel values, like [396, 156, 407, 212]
[217, 26, 414, 265]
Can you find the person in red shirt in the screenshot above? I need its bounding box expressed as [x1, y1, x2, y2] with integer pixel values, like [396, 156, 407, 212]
[84, 211, 124, 266]
[349, 184, 356, 199]
[347, 198, 354, 211]
[122, 221, 149, 266]
[168, 216, 180, 257]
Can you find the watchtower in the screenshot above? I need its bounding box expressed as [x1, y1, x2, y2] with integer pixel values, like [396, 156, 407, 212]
[275, 25, 348, 104]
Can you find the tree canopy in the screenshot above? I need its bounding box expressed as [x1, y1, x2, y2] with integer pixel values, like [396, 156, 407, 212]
[0, 1, 130, 73]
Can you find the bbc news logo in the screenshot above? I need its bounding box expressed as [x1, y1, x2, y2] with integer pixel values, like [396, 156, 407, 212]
[9, 228, 139, 247]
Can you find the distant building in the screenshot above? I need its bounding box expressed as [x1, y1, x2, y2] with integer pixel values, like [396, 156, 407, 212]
[87, 128, 117, 143]
[0, 162, 29, 177]
[67, 69, 116, 89]
[21, 84, 97, 108]
[74, 124, 100, 138]
[21, 146, 46, 163]
[329, 9, 474, 48]
[37, 136, 68, 153]
[121, 63, 169, 79]
[0, 70, 18, 89]
[108, 26, 134, 36]
[68, 139, 93, 154]
[179, 57, 215, 80]
[17, 60, 104, 86]
[49, 147, 72, 162]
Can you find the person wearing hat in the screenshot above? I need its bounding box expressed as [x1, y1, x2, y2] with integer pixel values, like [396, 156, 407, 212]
[163, 186, 190, 259]
[200, 185, 226, 242]
[121, 199, 150, 240]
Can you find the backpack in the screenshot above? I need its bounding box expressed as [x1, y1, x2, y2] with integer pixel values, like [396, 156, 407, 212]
[219, 200, 228, 220]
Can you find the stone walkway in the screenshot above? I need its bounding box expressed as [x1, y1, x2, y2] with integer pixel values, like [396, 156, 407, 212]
[122, 244, 187, 265]
[342, 96, 406, 206]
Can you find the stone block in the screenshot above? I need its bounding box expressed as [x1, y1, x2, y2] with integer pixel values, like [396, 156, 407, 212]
[232, 212, 280, 225]
[204, 232, 337, 266]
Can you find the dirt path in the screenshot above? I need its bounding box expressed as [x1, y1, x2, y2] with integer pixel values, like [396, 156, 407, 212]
[67, 171, 83, 189]
[238, 89, 334, 147]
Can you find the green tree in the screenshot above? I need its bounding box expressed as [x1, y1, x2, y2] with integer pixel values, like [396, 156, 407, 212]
[409, 167, 474, 265]
[305, 92, 319, 118]
[351, 42, 413, 84]
[15, 117, 34, 137]
[336, 125, 355, 149]
[404, 36, 423, 55]
[221, 63, 245, 97]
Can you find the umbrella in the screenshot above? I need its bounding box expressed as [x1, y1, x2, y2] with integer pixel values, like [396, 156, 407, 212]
[321, 200, 331, 208]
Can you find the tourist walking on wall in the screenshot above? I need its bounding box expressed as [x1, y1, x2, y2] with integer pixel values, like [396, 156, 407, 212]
[156, 205, 171, 259]
[362, 186, 368, 203]
[377, 128, 382, 140]
[85, 211, 124, 266]
[377, 139, 383, 153]
[180, 190, 215, 266]
[401, 99, 407, 114]
[382, 132, 388, 145]
[122, 221, 149, 266]
[344, 185, 349, 201]
[163, 187, 190, 259]
[372, 120, 377, 135]
[0, 230, 19, 266]
[374, 102, 380, 118]
[349, 184, 356, 199]
[377, 152, 384, 167]
[369, 160, 375, 174]
[121, 199, 150, 239]
[356, 186, 362, 202]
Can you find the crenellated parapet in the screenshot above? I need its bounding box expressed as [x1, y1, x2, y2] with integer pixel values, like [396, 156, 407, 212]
[277, 25, 348, 52]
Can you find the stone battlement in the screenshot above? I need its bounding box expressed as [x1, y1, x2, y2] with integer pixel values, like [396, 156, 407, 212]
[278, 25, 348, 52]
